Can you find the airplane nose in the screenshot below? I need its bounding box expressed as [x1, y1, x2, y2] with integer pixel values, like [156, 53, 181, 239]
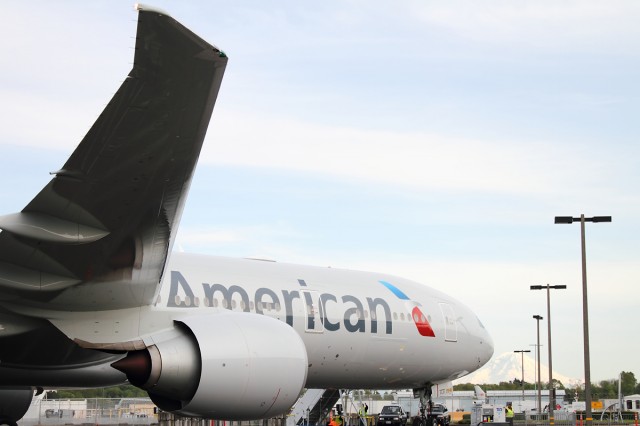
[480, 326, 494, 365]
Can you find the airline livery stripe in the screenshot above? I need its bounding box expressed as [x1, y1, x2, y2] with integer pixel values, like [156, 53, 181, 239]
[379, 280, 410, 300]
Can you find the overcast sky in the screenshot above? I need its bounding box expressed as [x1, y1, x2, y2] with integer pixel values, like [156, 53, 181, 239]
[1, 1, 639, 384]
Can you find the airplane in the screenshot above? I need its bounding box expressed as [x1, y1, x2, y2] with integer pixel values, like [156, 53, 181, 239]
[0, 5, 493, 426]
[473, 385, 488, 405]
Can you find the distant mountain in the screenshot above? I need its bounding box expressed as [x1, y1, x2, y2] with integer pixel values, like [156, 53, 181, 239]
[455, 352, 580, 386]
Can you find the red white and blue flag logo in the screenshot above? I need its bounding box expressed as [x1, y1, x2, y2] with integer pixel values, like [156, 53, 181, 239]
[379, 280, 435, 337]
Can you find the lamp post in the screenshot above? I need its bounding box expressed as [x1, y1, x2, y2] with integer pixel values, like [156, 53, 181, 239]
[555, 215, 611, 426]
[514, 350, 531, 402]
[530, 284, 566, 425]
[533, 315, 544, 414]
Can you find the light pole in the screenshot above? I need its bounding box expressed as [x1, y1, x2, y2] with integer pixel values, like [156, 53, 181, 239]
[530, 284, 566, 425]
[555, 215, 611, 426]
[533, 315, 544, 414]
[514, 349, 531, 402]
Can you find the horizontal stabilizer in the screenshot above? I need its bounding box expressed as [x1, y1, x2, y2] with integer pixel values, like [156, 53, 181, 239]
[0, 260, 79, 291]
[0, 212, 109, 244]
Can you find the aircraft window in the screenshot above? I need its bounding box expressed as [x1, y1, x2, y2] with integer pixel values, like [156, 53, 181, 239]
[371, 311, 377, 320]
[275, 303, 281, 311]
[185, 296, 192, 307]
[400, 313, 405, 321]
[393, 312, 398, 320]
[364, 310, 369, 319]
[240, 301, 246, 310]
[428, 315, 432, 322]
[357, 309, 363, 319]
[232, 300, 237, 309]
[222, 299, 228, 309]
[174, 295, 181, 306]
[213, 298, 219, 308]
[194, 297, 200, 307]
[250, 301, 255, 311]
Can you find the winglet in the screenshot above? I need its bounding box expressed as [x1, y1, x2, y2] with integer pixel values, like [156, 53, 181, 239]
[0, 8, 228, 309]
[134, 3, 170, 17]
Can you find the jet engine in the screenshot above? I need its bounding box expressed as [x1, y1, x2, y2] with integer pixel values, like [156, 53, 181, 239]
[113, 312, 308, 420]
[0, 388, 34, 426]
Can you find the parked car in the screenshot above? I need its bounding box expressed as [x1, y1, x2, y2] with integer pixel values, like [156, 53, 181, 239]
[377, 405, 408, 426]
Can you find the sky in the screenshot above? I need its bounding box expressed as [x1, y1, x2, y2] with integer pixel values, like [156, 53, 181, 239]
[1, 1, 639, 385]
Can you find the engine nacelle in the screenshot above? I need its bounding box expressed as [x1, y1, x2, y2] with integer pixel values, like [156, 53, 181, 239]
[0, 388, 34, 426]
[113, 312, 308, 420]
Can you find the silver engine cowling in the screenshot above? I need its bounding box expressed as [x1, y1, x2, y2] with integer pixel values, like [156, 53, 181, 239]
[113, 312, 308, 420]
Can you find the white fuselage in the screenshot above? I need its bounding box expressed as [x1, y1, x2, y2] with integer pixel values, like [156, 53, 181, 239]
[155, 253, 494, 389]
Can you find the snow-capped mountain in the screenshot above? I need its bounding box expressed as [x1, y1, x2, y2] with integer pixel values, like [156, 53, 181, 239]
[456, 352, 580, 386]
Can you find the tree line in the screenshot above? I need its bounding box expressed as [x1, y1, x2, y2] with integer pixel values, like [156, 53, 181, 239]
[46, 385, 147, 399]
[454, 371, 640, 401]
[45, 371, 640, 400]
[46, 387, 398, 400]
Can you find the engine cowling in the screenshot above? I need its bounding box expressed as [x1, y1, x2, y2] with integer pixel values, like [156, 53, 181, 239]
[113, 312, 308, 420]
[0, 388, 33, 426]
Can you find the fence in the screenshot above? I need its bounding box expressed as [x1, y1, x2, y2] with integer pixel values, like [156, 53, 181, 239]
[21, 398, 157, 426]
[508, 411, 639, 426]
[19, 399, 640, 426]
[20, 398, 289, 426]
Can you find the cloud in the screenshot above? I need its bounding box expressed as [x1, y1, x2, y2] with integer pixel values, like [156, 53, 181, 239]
[203, 110, 606, 197]
[406, 0, 640, 54]
[174, 222, 307, 260]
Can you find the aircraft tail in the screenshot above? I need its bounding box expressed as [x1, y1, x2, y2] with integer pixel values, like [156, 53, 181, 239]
[0, 8, 228, 311]
[474, 385, 487, 402]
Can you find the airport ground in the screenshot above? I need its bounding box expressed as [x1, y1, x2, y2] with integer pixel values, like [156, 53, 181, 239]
[17, 398, 640, 426]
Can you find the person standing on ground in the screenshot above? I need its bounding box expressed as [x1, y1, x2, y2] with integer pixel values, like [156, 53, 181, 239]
[505, 403, 514, 426]
[358, 404, 367, 426]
